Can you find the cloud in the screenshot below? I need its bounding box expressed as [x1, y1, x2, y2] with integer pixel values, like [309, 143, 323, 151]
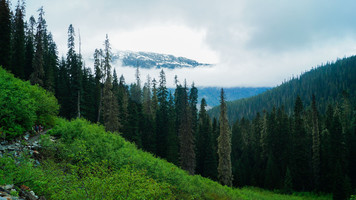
[23, 0, 356, 87]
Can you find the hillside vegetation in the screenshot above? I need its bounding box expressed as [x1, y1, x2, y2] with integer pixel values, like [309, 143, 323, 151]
[0, 66, 58, 139]
[208, 56, 356, 122]
[1, 118, 331, 200]
[0, 67, 331, 200]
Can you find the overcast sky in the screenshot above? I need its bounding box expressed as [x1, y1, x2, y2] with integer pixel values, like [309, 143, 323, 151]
[18, 0, 356, 87]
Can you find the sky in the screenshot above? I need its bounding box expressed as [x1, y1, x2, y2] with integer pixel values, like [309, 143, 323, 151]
[17, 0, 356, 87]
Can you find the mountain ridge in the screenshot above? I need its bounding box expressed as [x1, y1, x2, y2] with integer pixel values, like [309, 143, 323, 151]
[112, 50, 211, 69]
[208, 56, 356, 122]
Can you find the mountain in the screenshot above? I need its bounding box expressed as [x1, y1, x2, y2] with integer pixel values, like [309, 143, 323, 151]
[197, 87, 270, 108]
[112, 50, 211, 69]
[168, 87, 270, 108]
[208, 56, 356, 123]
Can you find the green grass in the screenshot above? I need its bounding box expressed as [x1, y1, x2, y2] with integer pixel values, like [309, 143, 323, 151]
[0, 118, 332, 199]
[238, 187, 331, 200]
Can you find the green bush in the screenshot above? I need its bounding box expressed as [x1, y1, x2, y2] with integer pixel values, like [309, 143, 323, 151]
[0, 67, 59, 138]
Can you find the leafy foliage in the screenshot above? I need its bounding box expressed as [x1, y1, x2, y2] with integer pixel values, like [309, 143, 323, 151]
[0, 67, 58, 138]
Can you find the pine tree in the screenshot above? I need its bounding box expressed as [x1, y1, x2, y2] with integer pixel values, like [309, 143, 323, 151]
[30, 7, 45, 86]
[24, 16, 35, 79]
[290, 95, 311, 190]
[94, 48, 103, 122]
[141, 75, 156, 153]
[178, 81, 195, 175]
[167, 92, 179, 165]
[66, 24, 81, 118]
[283, 167, 293, 194]
[311, 94, 320, 189]
[117, 75, 129, 132]
[218, 88, 233, 186]
[197, 98, 217, 179]
[156, 70, 169, 158]
[0, 0, 11, 70]
[189, 82, 198, 138]
[56, 57, 71, 118]
[11, 0, 26, 79]
[43, 32, 57, 92]
[101, 35, 119, 132]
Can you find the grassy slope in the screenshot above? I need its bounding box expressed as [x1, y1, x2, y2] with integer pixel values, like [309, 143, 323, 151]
[43, 118, 330, 200]
[0, 68, 330, 199]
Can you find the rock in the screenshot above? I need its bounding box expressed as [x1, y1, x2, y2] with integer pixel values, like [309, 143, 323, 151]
[0, 197, 10, 200]
[4, 185, 13, 190]
[23, 134, 30, 141]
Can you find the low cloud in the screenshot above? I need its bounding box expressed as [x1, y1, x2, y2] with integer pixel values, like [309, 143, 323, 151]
[24, 0, 356, 87]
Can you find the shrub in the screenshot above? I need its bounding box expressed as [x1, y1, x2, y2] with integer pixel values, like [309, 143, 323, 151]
[0, 67, 59, 139]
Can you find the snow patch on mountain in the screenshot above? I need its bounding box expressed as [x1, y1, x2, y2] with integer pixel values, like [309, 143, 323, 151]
[112, 50, 211, 69]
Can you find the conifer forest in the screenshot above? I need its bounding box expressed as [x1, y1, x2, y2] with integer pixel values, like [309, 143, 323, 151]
[0, 1, 355, 199]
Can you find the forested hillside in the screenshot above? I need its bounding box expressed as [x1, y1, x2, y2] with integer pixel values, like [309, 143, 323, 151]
[0, 66, 332, 200]
[0, 1, 354, 199]
[208, 57, 356, 122]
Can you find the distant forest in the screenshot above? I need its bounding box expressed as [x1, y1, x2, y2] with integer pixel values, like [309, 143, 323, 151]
[0, 1, 355, 199]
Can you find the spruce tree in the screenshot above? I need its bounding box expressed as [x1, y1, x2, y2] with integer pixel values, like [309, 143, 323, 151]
[178, 81, 195, 175]
[156, 69, 169, 158]
[56, 57, 71, 118]
[66, 24, 81, 118]
[291, 95, 311, 190]
[217, 88, 233, 186]
[117, 75, 129, 132]
[24, 16, 35, 79]
[189, 82, 198, 138]
[0, 0, 11, 70]
[30, 7, 45, 86]
[43, 33, 57, 92]
[94, 48, 103, 122]
[11, 0, 26, 79]
[141, 75, 156, 153]
[101, 35, 119, 132]
[167, 92, 179, 165]
[311, 94, 320, 189]
[197, 98, 217, 179]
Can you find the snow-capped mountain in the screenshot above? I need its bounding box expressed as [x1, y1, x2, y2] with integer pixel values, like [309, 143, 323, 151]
[112, 51, 210, 69]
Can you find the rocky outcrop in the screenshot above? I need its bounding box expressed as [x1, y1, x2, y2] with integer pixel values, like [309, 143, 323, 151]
[0, 184, 43, 200]
[0, 132, 51, 200]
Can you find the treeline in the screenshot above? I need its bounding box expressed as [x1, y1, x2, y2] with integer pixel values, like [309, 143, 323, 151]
[0, 0, 220, 181]
[208, 56, 356, 122]
[231, 94, 355, 199]
[1, 1, 355, 199]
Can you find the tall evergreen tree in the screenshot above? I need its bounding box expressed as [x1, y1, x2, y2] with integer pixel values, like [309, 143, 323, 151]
[43, 32, 57, 92]
[0, 0, 11, 70]
[156, 70, 169, 158]
[166, 92, 179, 165]
[311, 94, 320, 189]
[141, 75, 156, 153]
[189, 82, 198, 138]
[218, 88, 233, 186]
[101, 35, 119, 132]
[11, 0, 25, 79]
[24, 16, 35, 79]
[178, 81, 195, 175]
[117, 74, 129, 132]
[56, 57, 71, 118]
[197, 98, 217, 179]
[291, 95, 311, 190]
[93, 48, 103, 122]
[66, 24, 81, 118]
[30, 7, 45, 86]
